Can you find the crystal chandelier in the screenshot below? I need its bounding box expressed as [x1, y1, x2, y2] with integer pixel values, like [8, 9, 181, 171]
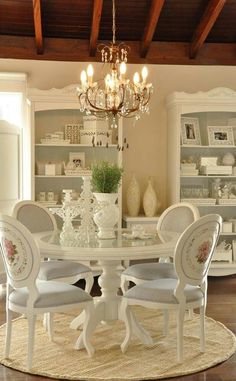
[77, 0, 153, 128]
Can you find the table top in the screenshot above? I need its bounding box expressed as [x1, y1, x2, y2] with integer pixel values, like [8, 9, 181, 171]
[34, 229, 179, 261]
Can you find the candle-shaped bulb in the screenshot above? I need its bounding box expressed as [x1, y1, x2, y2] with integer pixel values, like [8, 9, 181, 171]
[80, 70, 87, 84]
[105, 74, 111, 89]
[87, 64, 94, 77]
[141, 66, 148, 82]
[133, 72, 140, 85]
[120, 62, 127, 75]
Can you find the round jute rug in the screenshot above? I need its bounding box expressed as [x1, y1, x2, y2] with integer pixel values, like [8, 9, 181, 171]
[0, 307, 235, 381]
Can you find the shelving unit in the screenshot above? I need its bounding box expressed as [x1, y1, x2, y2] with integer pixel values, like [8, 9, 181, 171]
[27, 85, 123, 273]
[166, 88, 236, 276]
[28, 85, 123, 212]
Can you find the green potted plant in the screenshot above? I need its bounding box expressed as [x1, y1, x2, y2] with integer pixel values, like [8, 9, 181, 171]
[91, 161, 123, 239]
[91, 160, 123, 193]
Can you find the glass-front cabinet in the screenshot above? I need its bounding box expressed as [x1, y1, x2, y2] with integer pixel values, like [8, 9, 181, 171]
[166, 88, 236, 276]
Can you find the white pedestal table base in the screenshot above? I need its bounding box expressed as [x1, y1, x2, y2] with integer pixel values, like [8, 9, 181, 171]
[70, 260, 153, 352]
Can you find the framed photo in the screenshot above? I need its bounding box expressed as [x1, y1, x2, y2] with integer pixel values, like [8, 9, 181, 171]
[207, 126, 235, 146]
[69, 152, 85, 168]
[181, 117, 201, 145]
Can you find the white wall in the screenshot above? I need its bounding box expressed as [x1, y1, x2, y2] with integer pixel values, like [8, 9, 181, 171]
[1, 59, 236, 213]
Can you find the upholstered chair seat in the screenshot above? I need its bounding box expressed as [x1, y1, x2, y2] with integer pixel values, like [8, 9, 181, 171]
[122, 262, 176, 282]
[38, 261, 91, 281]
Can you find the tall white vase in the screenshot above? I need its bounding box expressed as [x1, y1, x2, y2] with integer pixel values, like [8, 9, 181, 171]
[126, 174, 141, 217]
[143, 178, 160, 217]
[93, 193, 119, 239]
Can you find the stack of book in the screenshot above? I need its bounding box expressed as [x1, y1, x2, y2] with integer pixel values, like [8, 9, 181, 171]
[180, 163, 199, 176]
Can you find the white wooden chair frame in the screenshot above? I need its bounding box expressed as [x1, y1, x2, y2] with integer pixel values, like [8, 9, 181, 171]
[0, 215, 95, 369]
[121, 202, 200, 294]
[121, 214, 222, 363]
[13, 200, 94, 292]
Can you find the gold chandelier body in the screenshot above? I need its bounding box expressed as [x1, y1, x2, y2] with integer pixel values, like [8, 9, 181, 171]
[77, 0, 153, 128]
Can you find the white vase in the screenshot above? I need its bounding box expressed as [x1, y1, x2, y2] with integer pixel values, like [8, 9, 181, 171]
[93, 193, 119, 239]
[126, 174, 141, 217]
[222, 152, 235, 166]
[143, 178, 160, 217]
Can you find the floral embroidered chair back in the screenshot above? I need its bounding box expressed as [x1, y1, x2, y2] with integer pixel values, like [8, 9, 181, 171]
[0, 214, 40, 289]
[174, 214, 222, 290]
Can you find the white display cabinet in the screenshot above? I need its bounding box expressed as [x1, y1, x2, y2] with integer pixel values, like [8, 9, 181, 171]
[166, 88, 236, 276]
[27, 85, 123, 274]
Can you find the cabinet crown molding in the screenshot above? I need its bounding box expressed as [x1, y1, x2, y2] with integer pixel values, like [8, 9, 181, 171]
[166, 87, 236, 108]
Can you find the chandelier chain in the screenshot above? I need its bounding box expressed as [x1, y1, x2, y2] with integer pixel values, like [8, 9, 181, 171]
[112, 0, 116, 45]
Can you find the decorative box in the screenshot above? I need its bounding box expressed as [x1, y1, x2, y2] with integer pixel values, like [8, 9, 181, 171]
[200, 157, 218, 166]
[218, 199, 236, 205]
[181, 198, 216, 205]
[200, 165, 232, 175]
[45, 163, 56, 176]
[212, 249, 232, 263]
[83, 116, 108, 130]
[65, 169, 92, 176]
[222, 221, 232, 233]
[40, 138, 70, 145]
[64, 124, 82, 144]
[36, 162, 63, 175]
[180, 169, 199, 176]
[80, 129, 112, 145]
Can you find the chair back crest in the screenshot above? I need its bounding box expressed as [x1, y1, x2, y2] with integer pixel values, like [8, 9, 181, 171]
[157, 202, 200, 234]
[13, 200, 57, 233]
[174, 214, 222, 286]
[0, 214, 40, 288]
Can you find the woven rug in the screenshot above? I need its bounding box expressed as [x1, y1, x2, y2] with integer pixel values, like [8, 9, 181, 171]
[0, 307, 235, 381]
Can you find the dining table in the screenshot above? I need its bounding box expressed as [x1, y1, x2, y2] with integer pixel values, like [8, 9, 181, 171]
[34, 229, 179, 351]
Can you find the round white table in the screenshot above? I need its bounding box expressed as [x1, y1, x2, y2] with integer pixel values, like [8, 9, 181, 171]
[34, 230, 178, 350]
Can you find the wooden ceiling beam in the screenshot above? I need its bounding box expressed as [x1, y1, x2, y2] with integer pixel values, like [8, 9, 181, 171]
[90, 0, 103, 56]
[140, 0, 165, 58]
[0, 35, 236, 66]
[32, 0, 43, 54]
[190, 0, 226, 59]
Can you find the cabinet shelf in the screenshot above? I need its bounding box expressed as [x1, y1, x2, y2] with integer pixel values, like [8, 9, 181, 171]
[181, 145, 236, 149]
[35, 143, 117, 147]
[35, 175, 89, 178]
[181, 175, 236, 178]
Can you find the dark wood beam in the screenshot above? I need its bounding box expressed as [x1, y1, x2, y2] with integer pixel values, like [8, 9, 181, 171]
[32, 0, 43, 54]
[190, 0, 226, 59]
[0, 35, 236, 66]
[140, 0, 165, 58]
[90, 0, 103, 56]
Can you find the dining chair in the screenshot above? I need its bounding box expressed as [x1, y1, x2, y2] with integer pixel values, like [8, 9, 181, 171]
[0, 214, 95, 369]
[121, 202, 200, 294]
[13, 200, 94, 293]
[120, 214, 222, 362]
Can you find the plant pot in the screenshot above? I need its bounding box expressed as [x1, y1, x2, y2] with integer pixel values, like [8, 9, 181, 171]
[93, 192, 119, 239]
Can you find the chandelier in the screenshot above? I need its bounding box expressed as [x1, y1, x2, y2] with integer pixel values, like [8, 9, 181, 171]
[77, 0, 153, 128]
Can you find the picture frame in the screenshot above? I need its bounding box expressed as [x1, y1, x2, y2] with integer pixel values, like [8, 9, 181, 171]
[69, 152, 85, 168]
[207, 126, 235, 146]
[181, 117, 201, 145]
